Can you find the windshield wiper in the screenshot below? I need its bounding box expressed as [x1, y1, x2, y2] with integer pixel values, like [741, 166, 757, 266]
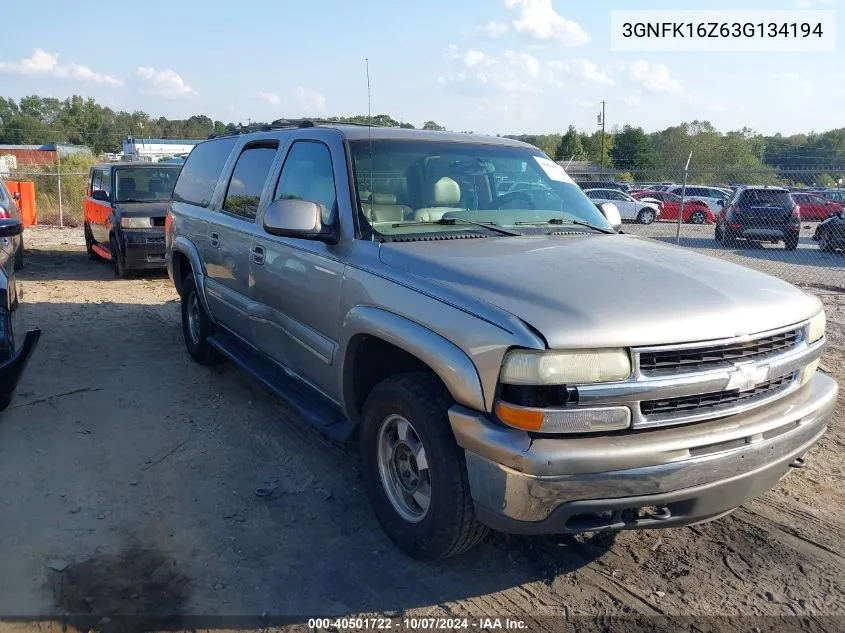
[514, 218, 616, 235]
[391, 218, 522, 236]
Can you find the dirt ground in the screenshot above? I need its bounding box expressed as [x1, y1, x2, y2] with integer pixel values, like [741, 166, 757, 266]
[0, 226, 844, 633]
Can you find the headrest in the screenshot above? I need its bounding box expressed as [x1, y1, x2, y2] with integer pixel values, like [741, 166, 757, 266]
[433, 177, 460, 205]
[373, 193, 397, 205]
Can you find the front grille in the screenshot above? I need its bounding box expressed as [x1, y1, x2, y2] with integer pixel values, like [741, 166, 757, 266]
[638, 329, 800, 374]
[640, 373, 795, 418]
[146, 236, 165, 243]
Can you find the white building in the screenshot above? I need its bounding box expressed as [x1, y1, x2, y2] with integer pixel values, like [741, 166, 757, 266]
[122, 137, 199, 162]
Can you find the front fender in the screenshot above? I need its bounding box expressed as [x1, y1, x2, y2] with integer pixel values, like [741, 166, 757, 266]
[171, 236, 213, 321]
[338, 306, 486, 416]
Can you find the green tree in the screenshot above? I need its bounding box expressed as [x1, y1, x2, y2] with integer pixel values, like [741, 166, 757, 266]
[554, 126, 586, 161]
[610, 125, 656, 171]
[422, 120, 446, 131]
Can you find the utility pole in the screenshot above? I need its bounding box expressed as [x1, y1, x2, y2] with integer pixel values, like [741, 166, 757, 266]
[598, 101, 606, 179]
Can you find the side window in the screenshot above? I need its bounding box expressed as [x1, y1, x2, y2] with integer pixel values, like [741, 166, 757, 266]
[586, 191, 600, 199]
[274, 141, 337, 224]
[222, 144, 279, 220]
[172, 137, 238, 208]
[608, 191, 625, 201]
[91, 169, 103, 194]
[101, 169, 111, 196]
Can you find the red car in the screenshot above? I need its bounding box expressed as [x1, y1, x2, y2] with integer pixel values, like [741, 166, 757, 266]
[792, 192, 845, 221]
[631, 190, 714, 224]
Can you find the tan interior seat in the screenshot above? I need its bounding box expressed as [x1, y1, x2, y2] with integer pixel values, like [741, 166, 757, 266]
[361, 193, 412, 222]
[413, 177, 462, 221]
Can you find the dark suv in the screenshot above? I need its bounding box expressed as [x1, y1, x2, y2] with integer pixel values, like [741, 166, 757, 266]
[715, 186, 800, 251]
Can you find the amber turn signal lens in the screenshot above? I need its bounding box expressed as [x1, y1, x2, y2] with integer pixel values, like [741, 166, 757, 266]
[495, 401, 544, 431]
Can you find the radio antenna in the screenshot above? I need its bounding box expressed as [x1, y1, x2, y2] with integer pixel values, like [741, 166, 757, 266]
[366, 58, 372, 122]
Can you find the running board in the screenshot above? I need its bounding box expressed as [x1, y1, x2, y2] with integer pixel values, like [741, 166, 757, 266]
[207, 330, 354, 442]
[92, 243, 112, 260]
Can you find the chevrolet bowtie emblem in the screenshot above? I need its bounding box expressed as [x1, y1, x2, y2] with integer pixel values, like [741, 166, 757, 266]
[726, 361, 770, 392]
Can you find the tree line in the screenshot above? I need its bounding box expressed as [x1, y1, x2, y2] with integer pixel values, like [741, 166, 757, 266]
[1, 94, 843, 185]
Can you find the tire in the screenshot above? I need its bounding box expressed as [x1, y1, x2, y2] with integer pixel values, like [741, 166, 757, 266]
[690, 210, 707, 225]
[722, 229, 738, 247]
[785, 235, 798, 251]
[14, 235, 23, 271]
[819, 231, 833, 252]
[84, 223, 98, 260]
[637, 208, 656, 225]
[110, 235, 131, 279]
[180, 276, 220, 365]
[715, 225, 724, 244]
[359, 372, 488, 560]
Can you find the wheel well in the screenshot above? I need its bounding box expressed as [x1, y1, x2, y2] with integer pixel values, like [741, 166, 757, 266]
[345, 335, 443, 422]
[171, 250, 192, 296]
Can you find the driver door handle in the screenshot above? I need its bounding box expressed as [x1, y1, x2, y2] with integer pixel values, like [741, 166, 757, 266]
[251, 245, 265, 265]
[209, 231, 220, 248]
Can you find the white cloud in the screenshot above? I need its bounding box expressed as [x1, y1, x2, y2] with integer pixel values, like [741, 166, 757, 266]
[623, 94, 642, 107]
[258, 91, 281, 105]
[549, 59, 613, 86]
[0, 49, 123, 86]
[137, 67, 197, 99]
[624, 60, 686, 97]
[442, 47, 543, 94]
[794, 0, 833, 7]
[771, 72, 813, 95]
[295, 87, 326, 112]
[479, 21, 510, 38]
[503, 0, 590, 46]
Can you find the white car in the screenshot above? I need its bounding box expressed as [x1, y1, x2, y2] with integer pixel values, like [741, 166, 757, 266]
[584, 188, 661, 224]
[665, 185, 729, 215]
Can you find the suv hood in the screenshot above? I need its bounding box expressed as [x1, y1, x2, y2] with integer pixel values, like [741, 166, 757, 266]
[378, 235, 821, 348]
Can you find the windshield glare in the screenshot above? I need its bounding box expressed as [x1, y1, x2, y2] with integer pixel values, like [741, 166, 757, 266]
[114, 167, 180, 202]
[349, 140, 612, 236]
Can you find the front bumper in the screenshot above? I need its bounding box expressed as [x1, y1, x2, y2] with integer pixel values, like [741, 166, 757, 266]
[0, 328, 40, 410]
[120, 229, 166, 270]
[450, 372, 837, 535]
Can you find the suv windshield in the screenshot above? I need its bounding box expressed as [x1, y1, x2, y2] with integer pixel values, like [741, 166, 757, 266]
[349, 140, 612, 236]
[114, 166, 181, 203]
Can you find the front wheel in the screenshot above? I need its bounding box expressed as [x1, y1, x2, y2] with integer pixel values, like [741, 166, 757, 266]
[637, 208, 656, 225]
[690, 210, 707, 225]
[14, 236, 23, 271]
[360, 372, 488, 559]
[110, 236, 131, 279]
[785, 235, 799, 251]
[819, 231, 834, 252]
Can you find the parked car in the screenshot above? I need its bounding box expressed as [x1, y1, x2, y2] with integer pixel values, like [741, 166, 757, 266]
[666, 185, 729, 214]
[0, 216, 39, 410]
[812, 210, 845, 253]
[792, 192, 844, 222]
[584, 188, 660, 224]
[715, 186, 801, 250]
[576, 181, 631, 193]
[631, 190, 713, 224]
[819, 190, 845, 204]
[0, 180, 25, 270]
[83, 162, 182, 278]
[166, 122, 835, 559]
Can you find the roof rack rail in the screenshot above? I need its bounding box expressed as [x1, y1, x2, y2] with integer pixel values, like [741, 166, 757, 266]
[269, 117, 382, 129]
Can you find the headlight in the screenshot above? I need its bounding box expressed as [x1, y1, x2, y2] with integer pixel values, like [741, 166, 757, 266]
[500, 348, 632, 385]
[120, 217, 153, 229]
[807, 311, 826, 343]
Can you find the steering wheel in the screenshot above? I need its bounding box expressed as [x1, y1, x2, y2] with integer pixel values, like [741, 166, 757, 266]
[492, 190, 536, 210]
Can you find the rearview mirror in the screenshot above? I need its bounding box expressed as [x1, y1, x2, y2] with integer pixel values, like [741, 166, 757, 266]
[263, 198, 336, 243]
[598, 202, 622, 232]
[92, 190, 110, 202]
[0, 219, 23, 238]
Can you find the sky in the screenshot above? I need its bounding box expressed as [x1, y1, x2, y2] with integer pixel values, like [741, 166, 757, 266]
[0, 0, 842, 136]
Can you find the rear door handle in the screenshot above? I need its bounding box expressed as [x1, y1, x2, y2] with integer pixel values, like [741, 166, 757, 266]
[209, 231, 220, 248]
[251, 245, 266, 265]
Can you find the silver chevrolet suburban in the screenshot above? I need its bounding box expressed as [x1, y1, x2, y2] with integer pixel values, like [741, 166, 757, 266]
[165, 121, 837, 559]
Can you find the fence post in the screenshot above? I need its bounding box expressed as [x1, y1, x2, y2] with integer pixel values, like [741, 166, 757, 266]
[56, 153, 63, 228]
[676, 152, 692, 245]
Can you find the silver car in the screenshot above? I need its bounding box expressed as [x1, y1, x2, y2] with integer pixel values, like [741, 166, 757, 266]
[166, 123, 837, 559]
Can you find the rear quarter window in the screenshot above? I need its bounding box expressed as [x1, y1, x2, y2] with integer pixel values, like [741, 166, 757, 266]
[172, 137, 238, 208]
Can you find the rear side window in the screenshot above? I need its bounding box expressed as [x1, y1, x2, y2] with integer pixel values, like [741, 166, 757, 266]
[222, 144, 279, 220]
[739, 190, 792, 208]
[172, 137, 238, 208]
[274, 141, 337, 225]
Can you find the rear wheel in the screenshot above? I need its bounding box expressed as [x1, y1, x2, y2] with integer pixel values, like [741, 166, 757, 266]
[180, 276, 220, 365]
[784, 235, 799, 251]
[690, 210, 707, 225]
[360, 372, 488, 559]
[110, 236, 131, 279]
[637, 208, 656, 225]
[84, 223, 98, 260]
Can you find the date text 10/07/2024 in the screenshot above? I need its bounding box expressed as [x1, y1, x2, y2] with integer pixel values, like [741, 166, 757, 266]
[307, 618, 528, 630]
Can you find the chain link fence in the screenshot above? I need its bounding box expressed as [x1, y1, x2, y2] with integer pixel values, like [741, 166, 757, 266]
[8, 169, 88, 227]
[573, 167, 845, 291]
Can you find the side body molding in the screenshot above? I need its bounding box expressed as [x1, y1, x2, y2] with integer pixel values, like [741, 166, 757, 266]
[339, 306, 487, 416]
[172, 236, 214, 322]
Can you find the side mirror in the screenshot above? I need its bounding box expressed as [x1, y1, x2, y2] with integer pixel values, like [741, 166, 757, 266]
[92, 190, 110, 202]
[12, 191, 20, 201]
[717, 199, 724, 207]
[263, 198, 336, 243]
[598, 202, 623, 232]
[0, 219, 23, 238]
